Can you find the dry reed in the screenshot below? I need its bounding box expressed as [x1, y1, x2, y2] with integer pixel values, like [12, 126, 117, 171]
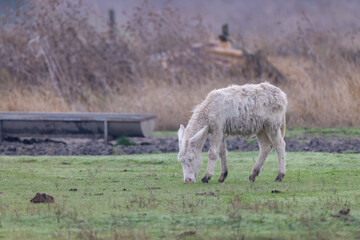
[0, 0, 360, 130]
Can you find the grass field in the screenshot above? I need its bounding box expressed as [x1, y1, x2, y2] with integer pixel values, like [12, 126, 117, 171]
[0, 152, 359, 239]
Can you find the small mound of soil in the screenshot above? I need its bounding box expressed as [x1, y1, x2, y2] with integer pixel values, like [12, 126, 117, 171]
[178, 231, 196, 238]
[331, 208, 355, 221]
[195, 191, 215, 196]
[331, 208, 350, 217]
[30, 193, 55, 204]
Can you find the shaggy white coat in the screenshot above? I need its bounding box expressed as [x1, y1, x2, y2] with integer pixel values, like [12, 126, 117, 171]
[178, 82, 287, 183]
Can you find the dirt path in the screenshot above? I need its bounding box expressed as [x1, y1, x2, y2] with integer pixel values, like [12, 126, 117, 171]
[1, 135, 360, 156]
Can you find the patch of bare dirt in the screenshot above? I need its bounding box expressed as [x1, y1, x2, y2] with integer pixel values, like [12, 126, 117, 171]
[1, 135, 360, 155]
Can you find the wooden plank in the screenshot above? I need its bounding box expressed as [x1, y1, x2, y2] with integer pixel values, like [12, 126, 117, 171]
[208, 47, 243, 58]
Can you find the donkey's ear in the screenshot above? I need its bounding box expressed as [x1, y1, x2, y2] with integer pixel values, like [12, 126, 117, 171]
[190, 126, 208, 147]
[178, 124, 185, 144]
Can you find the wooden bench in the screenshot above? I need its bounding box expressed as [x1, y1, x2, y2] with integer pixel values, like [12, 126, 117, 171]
[0, 112, 156, 143]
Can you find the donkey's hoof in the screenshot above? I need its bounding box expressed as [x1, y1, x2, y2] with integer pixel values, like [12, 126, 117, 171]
[275, 174, 284, 182]
[201, 176, 209, 183]
[218, 171, 228, 183]
[249, 169, 259, 182]
[218, 177, 225, 183]
[248, 175, 256, 182]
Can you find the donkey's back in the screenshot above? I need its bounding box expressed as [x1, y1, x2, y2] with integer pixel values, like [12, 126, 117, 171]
[200, 82, 287, 138]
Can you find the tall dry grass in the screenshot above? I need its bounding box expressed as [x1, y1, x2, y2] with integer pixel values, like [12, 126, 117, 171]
[0, 0, 360, 130]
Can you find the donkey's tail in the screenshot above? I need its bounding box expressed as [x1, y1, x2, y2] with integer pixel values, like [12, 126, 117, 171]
[280, 114, 286, 138]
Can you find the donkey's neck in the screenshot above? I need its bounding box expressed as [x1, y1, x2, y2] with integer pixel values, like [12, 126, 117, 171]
[185, 111, 208, 140]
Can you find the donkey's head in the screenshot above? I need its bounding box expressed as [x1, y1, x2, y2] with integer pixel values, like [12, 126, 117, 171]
[177, 124, 208, 183]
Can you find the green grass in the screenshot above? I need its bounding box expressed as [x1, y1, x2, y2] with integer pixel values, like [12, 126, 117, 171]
[286, 127, 360, 139]
[152, 131, 177, 137]
[153, 127, 360, 139]
[0, 152, 360, 239]
[116, 136, 137, 146]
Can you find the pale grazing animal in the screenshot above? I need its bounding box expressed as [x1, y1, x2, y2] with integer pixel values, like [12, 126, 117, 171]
[177, 82, 287, 183]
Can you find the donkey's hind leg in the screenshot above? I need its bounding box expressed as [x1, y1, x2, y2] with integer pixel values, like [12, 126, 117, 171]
[249, 129, 273, 182]
[218, 138, 228, 183]
[268, 128, 286, 182]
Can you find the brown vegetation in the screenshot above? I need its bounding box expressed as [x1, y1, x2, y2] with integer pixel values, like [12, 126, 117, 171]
[1, 0, 360, 130]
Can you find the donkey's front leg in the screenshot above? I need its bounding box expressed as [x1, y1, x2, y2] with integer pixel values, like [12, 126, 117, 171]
[202, 131, 223, 183]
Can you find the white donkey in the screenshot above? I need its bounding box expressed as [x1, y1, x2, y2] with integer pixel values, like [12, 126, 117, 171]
[177, 82, 287, 183]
